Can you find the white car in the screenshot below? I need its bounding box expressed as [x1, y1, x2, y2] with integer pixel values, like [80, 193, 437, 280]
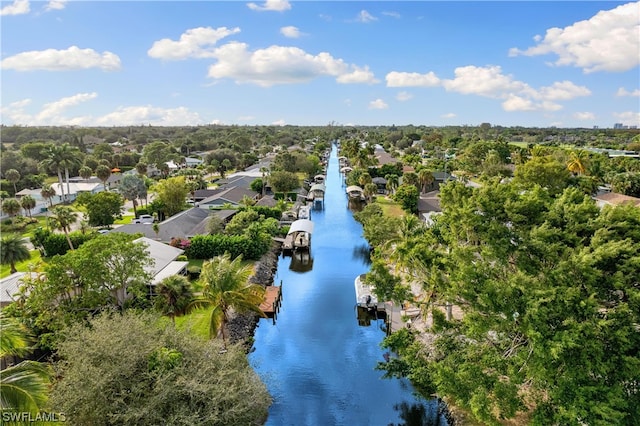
[132, 214, 154, 224]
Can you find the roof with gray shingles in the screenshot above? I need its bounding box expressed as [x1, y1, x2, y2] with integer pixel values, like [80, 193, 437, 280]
[114, 208, 212, 242]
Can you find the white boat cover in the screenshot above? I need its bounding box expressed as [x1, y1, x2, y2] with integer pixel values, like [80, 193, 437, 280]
[287, 219, 314, 235]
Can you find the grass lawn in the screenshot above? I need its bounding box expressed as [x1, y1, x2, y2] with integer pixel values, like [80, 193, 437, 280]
[0, 250, 44, 279]
[175, 307, 213, 340]
[375, 196, 405, 218]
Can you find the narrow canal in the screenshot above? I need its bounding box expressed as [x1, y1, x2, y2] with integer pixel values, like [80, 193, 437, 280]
[250, 145, 448, 425]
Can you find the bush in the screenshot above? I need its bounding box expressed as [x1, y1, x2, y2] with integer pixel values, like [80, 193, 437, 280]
[136, 207, 149, 217]
[186, 265, 201, 279]
[186, 234, 270, 260]
[31, 228, 95, 257]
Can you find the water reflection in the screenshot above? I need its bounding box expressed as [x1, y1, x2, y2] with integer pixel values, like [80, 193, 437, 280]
[389, 401, 449, 426]
[352, 243, 372, 264]
[289, 251, 314, 273]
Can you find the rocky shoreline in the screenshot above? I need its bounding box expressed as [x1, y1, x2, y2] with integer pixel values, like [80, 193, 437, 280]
[227, 240, 282, 346]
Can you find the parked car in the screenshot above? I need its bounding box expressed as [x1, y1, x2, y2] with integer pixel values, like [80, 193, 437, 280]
[132, 214, 154, 224]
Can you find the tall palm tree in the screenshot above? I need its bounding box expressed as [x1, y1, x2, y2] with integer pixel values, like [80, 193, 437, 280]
[154, 275, 193, 325]
[567, 150, 589, 176]
[418, 169, 435, 194]
[188, 253, 266, 346]
[48, 206, 78, 251]
[39, 145, 66, 202]
[20, 195, 36, 218]
[0, 313, 51, 413]
[0, 234, 31, 274]
[40, 184, 56, 208]
[385, 174, 399, 195]
[364, 183, 378, 203]
[95, 165, 111, 191]
[5, 169, 20, 196]
[58, 143, 82, 199]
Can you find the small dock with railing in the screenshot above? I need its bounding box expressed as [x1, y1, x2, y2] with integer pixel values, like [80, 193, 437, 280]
[260, 283, 283, 323]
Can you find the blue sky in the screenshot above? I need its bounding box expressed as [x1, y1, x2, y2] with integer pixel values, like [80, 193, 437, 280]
[1, 0, 639, 128]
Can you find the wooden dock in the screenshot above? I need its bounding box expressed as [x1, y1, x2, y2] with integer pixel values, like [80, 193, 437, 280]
[260, 285, 282, 318]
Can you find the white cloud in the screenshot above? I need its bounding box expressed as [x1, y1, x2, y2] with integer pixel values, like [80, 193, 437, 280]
[0, 0, 29, 16]
[573, 112, 596, 120]
[502, 95, 537, 112]
[368, 99, 388, 110]
[1, 93, 206, 126]
[442, 65, 530, 98]
[355, 10, 377, 23]
[247, 0, 291, 12]
[148, 27, 241, 60]
[537, 81, 591, 101]
[272, 119, 286, 126]
[396, 91, 413, 101]
[387, 65, 589, 112]
[10, 99, 32, 108]
[336, 65, 379, 84]
[441, 113, 456, 119]
[280, 26, 302, 38]
[613, 111, 640, 126]
[509, 2, 640, 73]
[37, 93, 98, 122]
[386, 71, 440, 87]
[382, 11, 401, 19]
[206, 42, 372, 86]
[1, 46, 121, 71]
[45, 0, 66, 11]
[95, 106, 203, 126]
[616, 87, 640, 97]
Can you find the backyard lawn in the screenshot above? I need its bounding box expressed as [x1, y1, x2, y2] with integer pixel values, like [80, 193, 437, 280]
[375, 196, 405, 218]
[0, 250, 44, 279]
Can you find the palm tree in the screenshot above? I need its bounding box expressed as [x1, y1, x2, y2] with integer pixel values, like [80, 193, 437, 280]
[40, 184, 56, 208]
[19, 195, 36, 219]
[0, 234, 31, 274]
[364, 183, 378, 203]
[39, 145, 66, 202]
[119, 174, 146, 217]
[418, 169, 435, 194]
[135, 162, 148, 176]
[79, 165, 93, 181]
[154, 275, 193, 325]
[95, 165, 111, 191]
[188, 253, 266, 346]
[0, 313, 51, 413]
[385, 174, 399, 195]
[5, 169, 20, 196]
[48, 206, 78, 251]
[567, 150, 589, 176]
[2, 198, 21, 219]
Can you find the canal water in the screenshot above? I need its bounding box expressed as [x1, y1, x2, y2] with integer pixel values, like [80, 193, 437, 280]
[250, 145, 448, 426]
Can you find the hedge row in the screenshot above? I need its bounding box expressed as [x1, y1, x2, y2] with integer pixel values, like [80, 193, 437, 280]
[31, 228, 95, 257]
[237, 206, 283, 220]
[185, 234, 271, 261]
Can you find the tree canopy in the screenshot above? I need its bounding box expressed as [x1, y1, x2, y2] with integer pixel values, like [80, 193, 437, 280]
[50, 311, 271, 425]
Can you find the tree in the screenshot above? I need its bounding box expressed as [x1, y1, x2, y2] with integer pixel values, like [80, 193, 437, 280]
[0, 234, 31, 274]
[40, 184, 56, 208]
[154, 275, 193, 325]
[50, 311, 271, 425]
[566, 149, 589, 176]
[5, 168, 20, 196]
[40, 145, 66, 202]
[250, 178, 264, 194]
[119, 174, 146, 217]
[269, 170, 299, 193]
[153, 176, 189, 217]
[48, 206, 78, 251]
[95, 164, 111, 191]
[417, 169, 434, 193]
[0, 313, 51, 413]
[513, 155, 571, 196]
[364, 182, 378, 203]
[135, 161, 148, 176]
[393, 184, 419, 214]
[188, 253, 266, 346]
[385, 174, 399, 195]
[78, 165, 93, 181]
[79, 191, 124, 227]
[2, 198, 21, 219]
[20, 194, 36, 218]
